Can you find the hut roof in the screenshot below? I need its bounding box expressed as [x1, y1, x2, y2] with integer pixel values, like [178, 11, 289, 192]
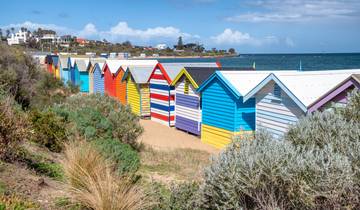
[244, 69, 360, 112]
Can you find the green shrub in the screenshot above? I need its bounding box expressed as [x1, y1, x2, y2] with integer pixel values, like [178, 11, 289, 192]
[0, 93, 31, 160]
[336, 89, 360, 122]
[93, 138, 140, 175]
[52, 94, 143, 149]
[0, 43, 40, 108]
[30, 109, 68, 152]
[197, 133, 357, 209]
[167, 182, 199, 210]
[29, 162, 64, 180]
[0, 194, 39, 210]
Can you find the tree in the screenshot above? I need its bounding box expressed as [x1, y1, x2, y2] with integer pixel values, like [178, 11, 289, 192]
[0, 29, 2, 39]
[10, 27, 15, 34]
[228, 48, 236, 54]
[177, 36, 184, 50]
[6, 29, 10, 38]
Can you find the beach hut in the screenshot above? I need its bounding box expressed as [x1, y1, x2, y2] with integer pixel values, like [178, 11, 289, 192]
[308, 74, 360, 112]
[148, 63, 218, 127]
[69, 57, 76, 85]
[170, 66, 220, 135]
[52, 56, 60, 79]
[45, 55, 54, 74]
[104, 60, 158, 104]
[59, 56, 70, 85]
[74, 58, 91, 92]
[89, 58, 106, 94]
[197, 71, 273, 148]
[121, 62, 158, 117]
[244, 70, 360, 139]
[103, 60, 126, 102]
[92, 62, 105, 94]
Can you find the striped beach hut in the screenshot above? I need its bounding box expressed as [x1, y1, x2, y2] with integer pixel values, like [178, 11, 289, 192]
[244, 70, 360, 139]
[148, 63, 218, 127]
[121, 62, 158, 117]
[92, 62, 105, 94]
[170, 66, 220, 135]
[197, 71, 272, 148]
[59, 56, 70, 85]
[75, 59, 91, 92]
[89, 58, 106, 94]
[308, 74, 360, 112]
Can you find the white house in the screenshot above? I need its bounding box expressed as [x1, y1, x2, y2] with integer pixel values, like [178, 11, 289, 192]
[7, 30, 31, 45]
[156, 44, 167, 50]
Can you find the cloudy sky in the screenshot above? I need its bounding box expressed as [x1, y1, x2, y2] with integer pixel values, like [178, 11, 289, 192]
[0, 0, 359, 53]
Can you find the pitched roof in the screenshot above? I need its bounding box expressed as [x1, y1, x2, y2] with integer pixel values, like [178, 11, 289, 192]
[159, 63, 218, 83]
[93, 62, 105, 74]
[171, 67, 221, 88]
[105, 59, 158, 75]
[74, 59, 89, 72]
[220, 71, 278, 97]
[244, 69, 360, 112]
[59, 57, 69, 68]
[122, 66, 155, 84]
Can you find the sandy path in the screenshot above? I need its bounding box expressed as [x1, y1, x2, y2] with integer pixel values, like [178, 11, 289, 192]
[138, 119, 219, 154]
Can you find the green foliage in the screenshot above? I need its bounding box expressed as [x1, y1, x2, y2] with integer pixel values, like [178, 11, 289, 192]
[93, 138, 140, 175]
[336, 89, 360, 122]
[197, 93, 360, 209]
[0, 93, 32, 160]
[166, 182, 199, 210]
[30, 72, 72, 109]
[52, 94, 143, 149]
[198, 134, 356, 209]
[30, 109, 68, 152]
[29, 162, 64, 180]
[0, 194, 39, 210]
[0, 43, 40, 108]
[14, 147, 64, 180]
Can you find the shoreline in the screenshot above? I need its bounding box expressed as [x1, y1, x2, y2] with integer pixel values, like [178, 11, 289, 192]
[132, 54, 239, 59]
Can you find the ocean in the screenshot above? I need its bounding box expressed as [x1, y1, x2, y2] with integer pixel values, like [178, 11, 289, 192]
[157, 53, 360, 71]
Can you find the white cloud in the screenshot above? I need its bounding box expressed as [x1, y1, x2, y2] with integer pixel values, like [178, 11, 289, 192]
[211, 29, 278, 46]
[78, 23, 98, 37]
[2, 21, 71, 33]
[226, 0, 360, 22]
[102, 21, 199, 41]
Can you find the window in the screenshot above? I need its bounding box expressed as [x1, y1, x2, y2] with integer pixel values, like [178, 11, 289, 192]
[184, 78, 189, 95]
[273, 83, 281, 98]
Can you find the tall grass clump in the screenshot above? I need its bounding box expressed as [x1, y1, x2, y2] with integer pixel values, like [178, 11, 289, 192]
[62, 140, 148, 210]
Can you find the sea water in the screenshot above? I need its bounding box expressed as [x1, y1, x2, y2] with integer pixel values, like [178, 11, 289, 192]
[157, 53, 360, 71]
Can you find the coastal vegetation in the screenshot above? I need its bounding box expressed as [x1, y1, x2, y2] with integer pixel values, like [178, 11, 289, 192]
[0, 42, 360, 209]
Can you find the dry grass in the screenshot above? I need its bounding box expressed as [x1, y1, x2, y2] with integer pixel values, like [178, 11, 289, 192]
[62, 140, 148, 210]
[139, 146, 214, 183]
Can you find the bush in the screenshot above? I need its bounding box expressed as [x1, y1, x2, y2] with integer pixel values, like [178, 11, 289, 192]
[62, 140, 148, 210]
[197, 133, 357, 209]
[0, 43, 40, 108]
[0, 93, 31, 160]
[167, 182, 199, 210]
[0, 194, 39, 210]
[53, 94, 143, 149]
[93, 139, 140, 175]
[30, 109, 68, 152]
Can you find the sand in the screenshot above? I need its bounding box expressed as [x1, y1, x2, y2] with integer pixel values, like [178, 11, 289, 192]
[138, 119, 219, 154]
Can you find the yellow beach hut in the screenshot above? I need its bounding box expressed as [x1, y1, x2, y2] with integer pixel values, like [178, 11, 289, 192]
[121, 64, 157, 117]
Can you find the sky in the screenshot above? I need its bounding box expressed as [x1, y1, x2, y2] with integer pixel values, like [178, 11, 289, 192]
[0, 0, 359, 53]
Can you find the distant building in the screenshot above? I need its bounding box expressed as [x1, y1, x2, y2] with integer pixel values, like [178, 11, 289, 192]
[109, 52, 117, 58]
[7, 30, 31, 45]
[118, 52, 130, 59]
[140, 53, 146, 58]
[76, 38, 87, 46]
[40, 34, 62, 44]
[85, 52, 96, 57]
[156, 44, 167, 50]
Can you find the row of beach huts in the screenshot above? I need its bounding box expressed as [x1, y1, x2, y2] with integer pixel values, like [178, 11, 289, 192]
[43, 54, 360, 149]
